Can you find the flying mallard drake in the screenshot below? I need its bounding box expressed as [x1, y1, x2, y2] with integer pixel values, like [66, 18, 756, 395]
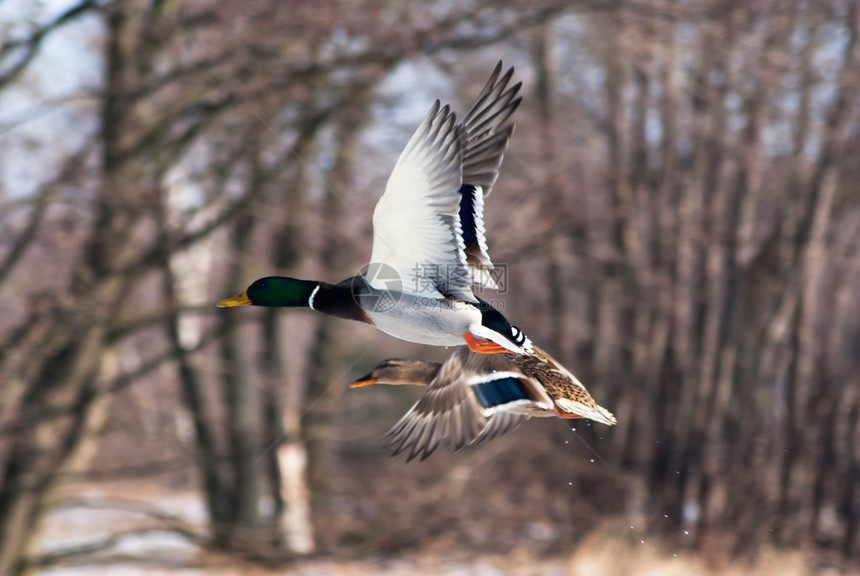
[218, 62, 531, 355]
[351, 345, 617, 461]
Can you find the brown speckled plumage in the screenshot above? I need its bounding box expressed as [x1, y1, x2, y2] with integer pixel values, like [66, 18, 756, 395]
[351, 345, 616, 461]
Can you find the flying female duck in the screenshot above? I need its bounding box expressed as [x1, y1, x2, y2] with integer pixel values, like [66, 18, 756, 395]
[218, 62, 530, 354]
[350, 345, 616, 461]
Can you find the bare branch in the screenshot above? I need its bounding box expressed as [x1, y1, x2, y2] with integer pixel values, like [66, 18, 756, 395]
[0, 0, 101, 90]
[0, 139, 94, 286]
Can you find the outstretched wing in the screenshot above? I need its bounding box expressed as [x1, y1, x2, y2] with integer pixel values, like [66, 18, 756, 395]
[369, 100, 474, 301]
[461, 61, 522, 197]
[369, 63, 522, 301]
[384, 347, 530, 461]
[459, 62, 522, 288]
[384, 353, 487, 462]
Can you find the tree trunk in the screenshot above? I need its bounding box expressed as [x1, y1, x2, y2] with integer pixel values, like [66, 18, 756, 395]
[303, 70, 382, 545]
[532, 22, 568, 356]
[0, 2, 142, 572]
[157, 193, 232, 541]
[261, 128, 319, 555]
[219, 211, 262, 543]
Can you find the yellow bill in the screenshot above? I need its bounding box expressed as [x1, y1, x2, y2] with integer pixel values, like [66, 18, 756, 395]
[217, 292, 251, 307]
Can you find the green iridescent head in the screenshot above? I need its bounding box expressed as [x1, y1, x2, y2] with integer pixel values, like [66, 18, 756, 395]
[217, 277, 319, 308]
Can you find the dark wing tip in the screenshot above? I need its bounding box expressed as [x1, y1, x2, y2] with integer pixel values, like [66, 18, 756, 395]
[499, 64, 515, 86]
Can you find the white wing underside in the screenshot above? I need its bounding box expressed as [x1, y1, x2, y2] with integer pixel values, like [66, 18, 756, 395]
[369, 63, 521, 301]
[369, 101, 476, 302]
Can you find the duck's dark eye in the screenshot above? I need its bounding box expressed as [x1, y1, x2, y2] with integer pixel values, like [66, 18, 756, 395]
[257, 281, 267, 289]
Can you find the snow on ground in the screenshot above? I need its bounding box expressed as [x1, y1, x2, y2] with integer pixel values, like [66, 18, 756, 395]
[35, 481, 855, 576]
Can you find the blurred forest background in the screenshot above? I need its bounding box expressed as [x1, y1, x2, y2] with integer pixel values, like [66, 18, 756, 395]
[2, 0, 860, 574]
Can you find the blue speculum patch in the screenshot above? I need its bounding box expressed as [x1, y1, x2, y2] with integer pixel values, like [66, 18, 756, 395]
[472, 377, 529, 409]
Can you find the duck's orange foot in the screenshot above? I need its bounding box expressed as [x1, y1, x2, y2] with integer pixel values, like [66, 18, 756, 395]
[464, 332, 509, 354]
[554, 406, 584, 419]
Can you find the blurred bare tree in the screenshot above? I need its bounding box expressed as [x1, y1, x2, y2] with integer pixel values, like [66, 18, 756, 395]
[1, 0, 859, 574]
